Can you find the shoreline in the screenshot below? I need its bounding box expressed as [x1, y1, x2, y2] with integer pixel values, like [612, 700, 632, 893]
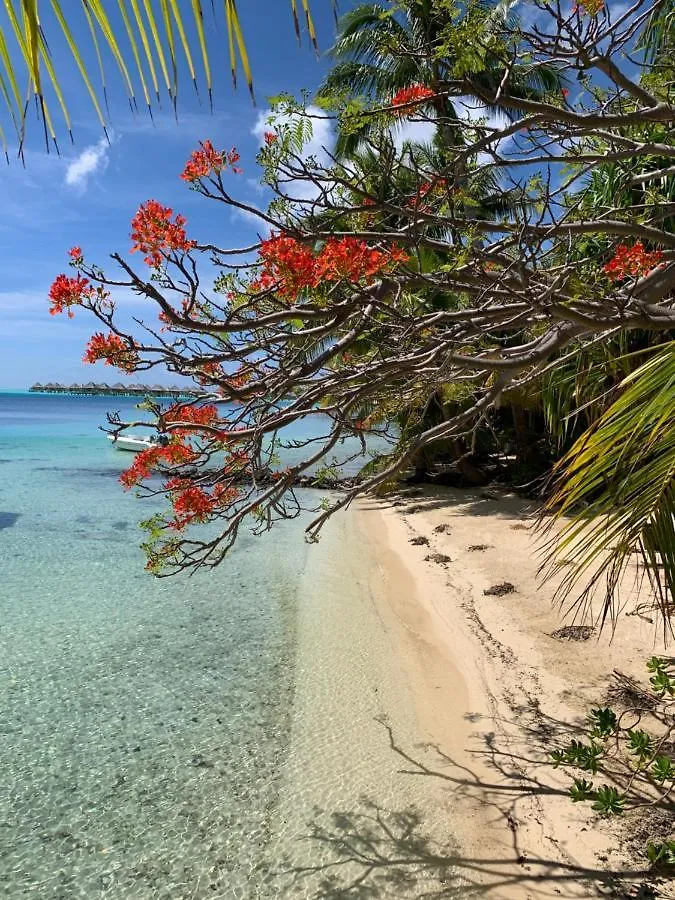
[269, 486, 668, 898]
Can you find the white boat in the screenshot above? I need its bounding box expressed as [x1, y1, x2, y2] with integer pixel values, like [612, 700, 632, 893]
[108, 434, 158, 453]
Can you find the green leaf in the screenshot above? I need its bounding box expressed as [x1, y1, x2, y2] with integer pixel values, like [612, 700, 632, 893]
[569, 778, 595, 802]
[650, 756, 675, 783]
[591, 785, 626, 816]
[588, 707, 618, 739]
[542, 343, 675, 629]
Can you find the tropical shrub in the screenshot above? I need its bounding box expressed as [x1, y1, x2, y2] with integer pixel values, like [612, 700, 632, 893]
[552, 658, 675, 866]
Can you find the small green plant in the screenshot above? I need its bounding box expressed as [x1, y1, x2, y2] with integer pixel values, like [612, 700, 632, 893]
[647, 840, 675, 867]
[552, 658, 675, 865]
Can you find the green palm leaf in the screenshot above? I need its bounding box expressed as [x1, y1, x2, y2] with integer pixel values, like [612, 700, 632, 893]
[0, 0, 325, 149]
[541, 342, 675, 631]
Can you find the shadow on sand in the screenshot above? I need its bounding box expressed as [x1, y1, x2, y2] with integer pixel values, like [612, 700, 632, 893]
[274, 718, 669, 900]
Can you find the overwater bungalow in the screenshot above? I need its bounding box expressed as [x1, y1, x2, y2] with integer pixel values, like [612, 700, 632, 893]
[29, 381, 196, 398]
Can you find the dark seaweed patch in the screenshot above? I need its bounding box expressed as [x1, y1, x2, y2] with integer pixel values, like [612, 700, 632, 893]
[0, 512, 20, 530]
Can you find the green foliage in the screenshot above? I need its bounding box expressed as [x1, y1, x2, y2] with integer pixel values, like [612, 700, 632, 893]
[588, 707, 619, 740]
[592, 785, 626, 817]
[551, 739, 604, 774]
[569, 777, 595, 802]
[647, 840, 675, 866]
[554, 659, 675, 864]
[647, 656, 675, 697]
[627, 729, 655, 765]
[542, 343, 675, 624]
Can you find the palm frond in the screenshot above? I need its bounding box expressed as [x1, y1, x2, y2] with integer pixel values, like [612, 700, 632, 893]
[0, 0, 324, 149]
[541, 342, 675, 633]
[638, 0, 674, 66]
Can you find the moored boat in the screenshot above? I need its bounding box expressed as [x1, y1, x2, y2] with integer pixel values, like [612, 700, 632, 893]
[108, 434, 158, 453]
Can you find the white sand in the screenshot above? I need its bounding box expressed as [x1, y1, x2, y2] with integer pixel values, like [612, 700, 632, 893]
[268, 487, 670, 899]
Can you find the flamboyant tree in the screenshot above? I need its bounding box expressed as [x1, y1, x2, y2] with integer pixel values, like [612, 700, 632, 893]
[46, 0, 675, 621]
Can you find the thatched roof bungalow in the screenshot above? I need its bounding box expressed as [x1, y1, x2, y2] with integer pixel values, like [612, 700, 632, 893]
[29, 381, 198, 397]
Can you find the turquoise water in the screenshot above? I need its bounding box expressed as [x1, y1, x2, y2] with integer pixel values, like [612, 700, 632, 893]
[0, 393, 316, 898]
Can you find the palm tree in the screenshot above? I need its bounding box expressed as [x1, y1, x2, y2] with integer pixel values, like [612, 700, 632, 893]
[0, 0, 325, 155]
[317, 0, 561, 156]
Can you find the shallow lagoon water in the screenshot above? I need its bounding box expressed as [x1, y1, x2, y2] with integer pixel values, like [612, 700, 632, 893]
[0, 393, 318, 898]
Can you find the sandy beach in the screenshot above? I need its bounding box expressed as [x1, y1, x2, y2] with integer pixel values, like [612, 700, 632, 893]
[269, 487, 672, 899]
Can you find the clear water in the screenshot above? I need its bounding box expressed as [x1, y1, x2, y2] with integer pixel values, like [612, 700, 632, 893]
[0, 392, 324, 899]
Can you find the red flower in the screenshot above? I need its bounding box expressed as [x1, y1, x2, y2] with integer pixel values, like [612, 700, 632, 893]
[263, 131, 277, 145]
[391, 84, 434, 114]
[48, 273, 93, 317]
[409, 177, 448, 210]
[165, 479, 240, 530]
[197, 361, 225, 383]
[603, 242, 663, 281]
[69, 246, 83, 261]
[315, 237, 408, 282]
[130, 200, 195, 267]
[165, 403, 220, 434]
[120, 440, 198, 489]
[180, 141, 241, 182]
[252, 234, 409, 300]
[256, 234, 319, 299]
[83, 332, 139, 372]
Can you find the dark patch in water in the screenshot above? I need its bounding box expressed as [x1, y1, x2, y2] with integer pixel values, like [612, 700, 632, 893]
[75, 514, 93, 525]
[34, 465, 122, 478]
[0, 459, 13, 464]
[0, 512, 20, 530]
[112, 521, 129, 531]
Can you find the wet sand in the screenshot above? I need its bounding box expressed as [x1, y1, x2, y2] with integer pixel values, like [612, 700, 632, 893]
[269, 487, 667, 899]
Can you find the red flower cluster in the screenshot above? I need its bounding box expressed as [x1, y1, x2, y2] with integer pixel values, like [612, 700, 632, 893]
[197, 361, 225, 383]
[83, 332, 139, 372]
[130, 200, 195, 267]
[49, 273, 93, 317]
[254, 234, 318, 297]
[164, 403, 220, 434]
[119, 441, 197, 489]
[69, 245, 83, 262]
[263, 131, 277, 146]
[391, 84, 434, 113]
[165, 479, 240, 529]
[252, 235, 409, 300]
[410, 177, 448, 210]
[315, 237, 409, 282]
[603, 242, 664, 281]
[169, 485, 215, 526]
[180, 141, 242, 182]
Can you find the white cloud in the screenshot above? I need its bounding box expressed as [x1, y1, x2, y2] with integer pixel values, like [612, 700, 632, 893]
[65, 138, 110, 189]
[393, 118, 437, 149]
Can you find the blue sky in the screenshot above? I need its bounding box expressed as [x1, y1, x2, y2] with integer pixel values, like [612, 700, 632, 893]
[0, 3, 346, 389]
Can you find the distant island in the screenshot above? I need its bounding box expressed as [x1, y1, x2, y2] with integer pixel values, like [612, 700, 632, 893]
[29, 382, 199, 398]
